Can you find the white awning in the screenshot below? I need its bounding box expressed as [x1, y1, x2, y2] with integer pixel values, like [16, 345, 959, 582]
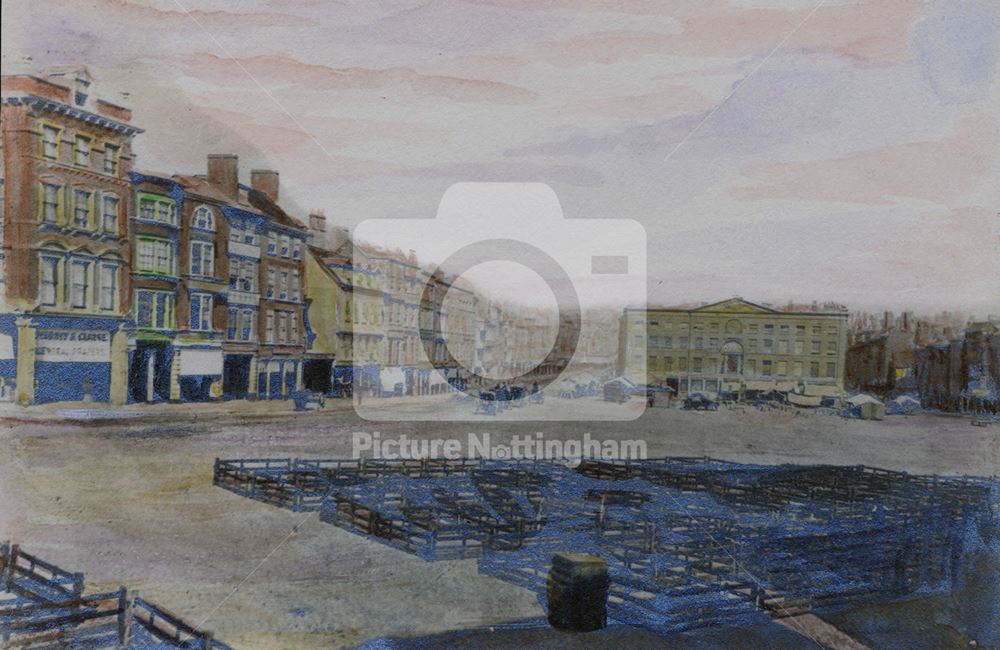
[178, 349, 223, 376]
[382, 367, 406, 387]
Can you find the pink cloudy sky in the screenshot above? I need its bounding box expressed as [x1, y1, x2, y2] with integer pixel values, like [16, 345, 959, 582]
[2, 0, 998, 314]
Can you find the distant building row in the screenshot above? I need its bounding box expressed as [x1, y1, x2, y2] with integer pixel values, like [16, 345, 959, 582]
[0, 68, 602, 405]
[846, 311, 999, 412]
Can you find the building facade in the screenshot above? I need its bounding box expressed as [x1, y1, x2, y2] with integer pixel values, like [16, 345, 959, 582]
[124, 155, 310, 403]
[915, 321, 999, 413]
[318, 239, 384, 396]
[301, 238, 341, 395]
[127, 172, 184, 402]
[1, 68, 140, 404]
[365, 245, 420, 395]
[623, 298, 849, 397]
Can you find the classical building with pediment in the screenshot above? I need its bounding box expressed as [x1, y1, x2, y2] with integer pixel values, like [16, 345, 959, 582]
[620, 298, 849, 399]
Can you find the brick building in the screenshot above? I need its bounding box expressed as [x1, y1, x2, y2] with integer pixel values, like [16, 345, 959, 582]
[125, 156, 310, 403]
[1, 68, 140, 404]
[915, 321, 1000, 413]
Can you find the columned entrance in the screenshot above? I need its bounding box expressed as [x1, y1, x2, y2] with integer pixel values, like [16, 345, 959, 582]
[721, 341, 744, 376]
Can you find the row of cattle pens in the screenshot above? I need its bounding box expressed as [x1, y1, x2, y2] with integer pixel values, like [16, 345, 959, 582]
[0, 542, 230, 649]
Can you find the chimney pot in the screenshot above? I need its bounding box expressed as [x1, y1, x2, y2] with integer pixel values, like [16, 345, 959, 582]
[207, 154, 239, 201]
[308, 211, 327, 233]
[251, 169, 279, 203]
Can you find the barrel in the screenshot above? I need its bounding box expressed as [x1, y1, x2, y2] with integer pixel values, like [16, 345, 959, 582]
[546, 552, 608, 631]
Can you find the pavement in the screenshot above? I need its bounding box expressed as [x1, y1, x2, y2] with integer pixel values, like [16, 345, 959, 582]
[0, 392, 459, 424]
[1, 402, 998, 648]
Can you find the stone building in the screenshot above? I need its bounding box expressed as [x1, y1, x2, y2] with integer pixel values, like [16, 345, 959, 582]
[439, 275, 478, 387]
[622, 298, 849, 398]
[1, 68, 140, 404]
[364, 245, 420, 395]
[318, 239, 385, 396]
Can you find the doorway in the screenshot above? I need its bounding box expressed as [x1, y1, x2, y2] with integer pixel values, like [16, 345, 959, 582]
[223, 354, 252, 399]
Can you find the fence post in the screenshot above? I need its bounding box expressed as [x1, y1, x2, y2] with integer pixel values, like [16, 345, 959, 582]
[5, 544, 18, 591]
[117, 586, 132, 646]
[72, 572, 85, 597]
[0, 540, 8, 586]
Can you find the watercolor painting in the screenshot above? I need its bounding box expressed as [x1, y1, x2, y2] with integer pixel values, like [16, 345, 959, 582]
[1, 1, 998, 648]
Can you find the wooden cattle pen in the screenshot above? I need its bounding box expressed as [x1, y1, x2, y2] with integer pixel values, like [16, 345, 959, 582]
[214, 455, 1000, 634]
[0, 542, 229, 649]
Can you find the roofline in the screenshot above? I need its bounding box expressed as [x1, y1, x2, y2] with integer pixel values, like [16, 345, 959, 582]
[628, 305, 849, 318]
[1, 94, 143, 135]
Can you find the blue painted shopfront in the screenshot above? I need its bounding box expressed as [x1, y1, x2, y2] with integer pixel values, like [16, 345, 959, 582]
[0, 317, 17, 399]
[0, 313, 124, 404]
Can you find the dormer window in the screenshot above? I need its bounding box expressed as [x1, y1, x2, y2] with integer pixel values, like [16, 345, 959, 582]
[192, 206, 215, 231]
[74, 75, 90, 106]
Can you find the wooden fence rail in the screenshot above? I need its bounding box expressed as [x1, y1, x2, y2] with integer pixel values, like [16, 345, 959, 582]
[0, 544, 228, 649]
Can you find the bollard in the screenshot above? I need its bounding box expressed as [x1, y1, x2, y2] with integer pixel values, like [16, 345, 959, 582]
[546, 552, 608, 632]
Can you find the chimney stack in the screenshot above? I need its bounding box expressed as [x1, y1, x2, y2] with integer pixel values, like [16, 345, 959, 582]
[251, 169, 279, 203]
[207, 154, 239, 201]
[308, 210, 327, 233]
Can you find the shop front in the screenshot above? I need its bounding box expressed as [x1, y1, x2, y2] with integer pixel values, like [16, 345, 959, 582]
[0, 313, 128, 405]
[176, 346, 223, 402]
